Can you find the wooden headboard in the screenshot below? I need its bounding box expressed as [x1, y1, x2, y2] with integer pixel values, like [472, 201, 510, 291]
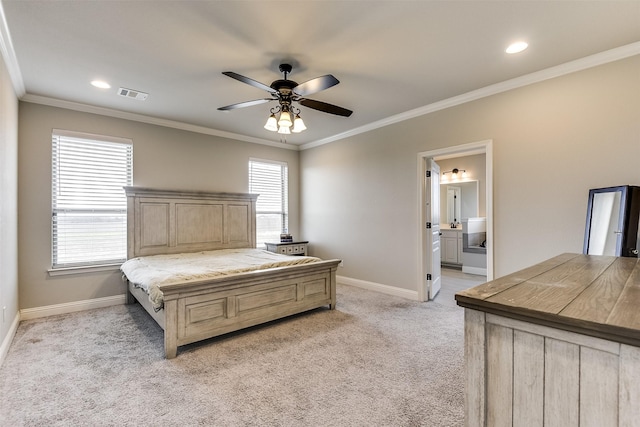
[124, 187, 258, 259]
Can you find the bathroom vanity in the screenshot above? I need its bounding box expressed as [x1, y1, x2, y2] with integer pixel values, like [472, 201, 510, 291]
[440, 225, 463, 267]
[456, 253, 640, 426]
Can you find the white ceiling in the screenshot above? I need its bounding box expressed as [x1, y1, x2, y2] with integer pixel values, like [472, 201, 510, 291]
[2, 1, 639, 147]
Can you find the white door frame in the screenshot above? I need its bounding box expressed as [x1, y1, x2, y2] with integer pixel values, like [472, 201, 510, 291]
[417, 139, 494, 301]
[426, 158, 442, 300]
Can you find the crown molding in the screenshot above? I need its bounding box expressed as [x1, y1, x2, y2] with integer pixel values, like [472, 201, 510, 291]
[21, 94, 299, 151]
[4, 8, 638, 154]
[300, 41, 640, 151]
[0, 1, 25, 96]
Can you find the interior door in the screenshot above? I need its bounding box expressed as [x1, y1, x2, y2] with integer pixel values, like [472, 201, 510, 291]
[426, 159, 441, 299]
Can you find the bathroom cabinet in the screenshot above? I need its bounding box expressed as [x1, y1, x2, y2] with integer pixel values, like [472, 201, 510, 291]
[441, 228, 462, 266]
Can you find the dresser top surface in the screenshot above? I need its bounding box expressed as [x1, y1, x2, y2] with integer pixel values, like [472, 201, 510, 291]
[456, 253, 640, 346]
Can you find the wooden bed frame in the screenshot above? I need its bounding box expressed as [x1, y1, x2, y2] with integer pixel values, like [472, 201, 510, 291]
[123, 187, 340, 358]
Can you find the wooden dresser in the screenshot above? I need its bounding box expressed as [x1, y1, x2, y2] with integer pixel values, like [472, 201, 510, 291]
[455, 253, 640, 427]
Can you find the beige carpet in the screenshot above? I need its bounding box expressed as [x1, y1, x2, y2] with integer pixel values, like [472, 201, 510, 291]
[0, 285, 464, 426]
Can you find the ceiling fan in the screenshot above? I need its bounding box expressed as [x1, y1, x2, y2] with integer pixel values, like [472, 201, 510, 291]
[218, 63, 353, 134]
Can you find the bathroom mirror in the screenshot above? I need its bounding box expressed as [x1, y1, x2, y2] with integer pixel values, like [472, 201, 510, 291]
[583, 186, 640, 257]
[441, 181, 479, 224]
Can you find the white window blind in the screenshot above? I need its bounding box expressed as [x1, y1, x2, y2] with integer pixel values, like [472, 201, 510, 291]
[52, 130, 133, 268]
[249, 159, 288, 248]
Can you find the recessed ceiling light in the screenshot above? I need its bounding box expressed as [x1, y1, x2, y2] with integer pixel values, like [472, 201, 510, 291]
[91, 80, 111, 89]
[506, 41, 528, 54]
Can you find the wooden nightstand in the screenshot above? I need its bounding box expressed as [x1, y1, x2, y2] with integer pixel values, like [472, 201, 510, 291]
[264, 241, 309, 256]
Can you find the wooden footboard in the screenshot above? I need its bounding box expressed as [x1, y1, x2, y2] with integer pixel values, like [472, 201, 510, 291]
[128, 259, 339, 358]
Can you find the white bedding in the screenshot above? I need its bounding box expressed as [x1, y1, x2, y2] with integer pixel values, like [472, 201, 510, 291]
[121, 248, 321, 310]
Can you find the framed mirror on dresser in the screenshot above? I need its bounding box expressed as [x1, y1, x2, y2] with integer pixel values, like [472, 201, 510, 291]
[583, 185, 640, 257]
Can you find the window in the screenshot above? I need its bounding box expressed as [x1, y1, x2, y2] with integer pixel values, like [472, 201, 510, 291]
[249, 159, 288, 248]
[51, 130, 133, 269]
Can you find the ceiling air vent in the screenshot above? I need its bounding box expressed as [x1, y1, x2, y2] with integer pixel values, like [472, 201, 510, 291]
[118, 87, 148, 101]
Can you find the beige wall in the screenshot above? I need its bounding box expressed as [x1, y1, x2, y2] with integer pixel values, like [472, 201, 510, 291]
[0, 50, 19, 349]
[17, 103, 299, 309]
[300, 56, 640, 292]
[13, 55, 640, 308]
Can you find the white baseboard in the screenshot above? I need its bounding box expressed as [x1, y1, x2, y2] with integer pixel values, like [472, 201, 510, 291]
[0, 312, 20, 368]
[20, 294, 126, 321]
[462, 266, 487, 276]
[337, 275, 420, 301]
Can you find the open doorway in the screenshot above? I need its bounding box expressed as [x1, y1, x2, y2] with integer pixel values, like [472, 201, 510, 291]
[417, 140, 494, 301]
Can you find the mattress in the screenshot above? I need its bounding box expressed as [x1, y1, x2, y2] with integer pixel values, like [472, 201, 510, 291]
[121, 248, 321, 310]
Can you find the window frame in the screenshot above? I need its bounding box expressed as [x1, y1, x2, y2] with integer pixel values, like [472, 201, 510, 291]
[248, 158, 289, 248]
[50, 129, 133, 274]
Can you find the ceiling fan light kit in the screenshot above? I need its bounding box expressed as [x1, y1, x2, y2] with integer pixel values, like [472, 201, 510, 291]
[264, 113, 278, 132]
[277, 110, 292, 128]
[219, 63, 352, 136]
[292, 113, 307, 133]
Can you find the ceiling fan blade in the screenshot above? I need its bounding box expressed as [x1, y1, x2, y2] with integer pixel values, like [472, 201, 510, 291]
[294, 74, 340, 97]
[218, 98, 274, 111]
[222, 71, 277, 94]
[299, 98, 353, 117]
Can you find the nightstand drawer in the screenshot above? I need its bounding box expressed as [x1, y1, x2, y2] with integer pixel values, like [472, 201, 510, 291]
[287, 244, 304, 254]
[265, 241, 308, 256]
